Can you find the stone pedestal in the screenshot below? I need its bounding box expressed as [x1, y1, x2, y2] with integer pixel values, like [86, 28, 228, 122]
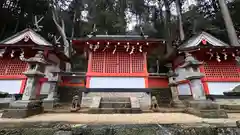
[169, 83, 185, 108]
[2, 51, 47, 118]
[43, 98, 58, 111]
[166, 63, 185, 108]
[43, 81, 59, 110]
[186, 74, 205, 100]
[2, 100, 43, 118]
[43, 67, 60, 111]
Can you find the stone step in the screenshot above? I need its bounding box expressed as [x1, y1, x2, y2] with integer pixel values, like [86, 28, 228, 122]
[186, 108, 228, 118]
[187, 100, 220, 110]
[101, 97, 130, 103]
[99, 97, 131, 110]
[220, 104, 240, 110]
[99, 102, 131, 108]
[199, 110, 228, 118]
[89, 108, 141, 114]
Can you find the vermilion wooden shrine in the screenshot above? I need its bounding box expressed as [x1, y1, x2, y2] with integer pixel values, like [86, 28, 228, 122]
[0, 28, 68, 95]
[72, 35, 168, 109]
[2, 28, 239, 111]
[72, 35, 165, 88]
[174, 32, 240, 99]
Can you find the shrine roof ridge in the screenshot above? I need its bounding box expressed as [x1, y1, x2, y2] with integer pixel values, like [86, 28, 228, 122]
[178, 31, 230, 51]
[94, 35, 149, 38]
[0, 28, 52, 46]
[72, 35, 164, 42]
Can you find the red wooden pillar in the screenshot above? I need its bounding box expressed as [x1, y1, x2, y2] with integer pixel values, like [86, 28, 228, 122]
[199, 65, 210, 95]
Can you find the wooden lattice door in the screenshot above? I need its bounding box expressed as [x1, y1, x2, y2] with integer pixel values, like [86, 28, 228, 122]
[90, 52, 145, 74]
[0, 58, 27, 76]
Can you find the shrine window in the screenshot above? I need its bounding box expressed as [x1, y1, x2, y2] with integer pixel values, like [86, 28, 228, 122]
[0, 58, 27, 76]
[203, 61, 240, 79]
[90, 52, 145, 74]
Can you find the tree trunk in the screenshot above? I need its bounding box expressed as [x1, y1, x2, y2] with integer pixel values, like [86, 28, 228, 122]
[0, 24, 6, 39]
[176, 0, 185, 41]
[162, 0, 175, 59]
[71, 11, 76, 39]
[52, 10, 71, 71]
[218, 0, 239, 46]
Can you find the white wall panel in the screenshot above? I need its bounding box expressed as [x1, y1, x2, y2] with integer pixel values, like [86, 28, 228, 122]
[177, 83, 191, 95]
[0, 80, 22, 94]
[89, 77, 145, 88]
[207, 82, 240, 95]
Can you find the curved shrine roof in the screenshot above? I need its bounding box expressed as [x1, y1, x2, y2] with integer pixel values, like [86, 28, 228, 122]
[72, 35, 165, 53]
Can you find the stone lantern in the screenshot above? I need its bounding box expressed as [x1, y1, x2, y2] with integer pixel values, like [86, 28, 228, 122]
[180, 52, 205, 100]
[2, 51, 48, 118]
[165, 63, 185, 108]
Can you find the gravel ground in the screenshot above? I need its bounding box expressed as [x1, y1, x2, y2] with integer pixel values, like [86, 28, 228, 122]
[0, 113, 238, 125]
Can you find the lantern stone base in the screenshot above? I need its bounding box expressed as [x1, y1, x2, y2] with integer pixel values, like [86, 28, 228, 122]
[171, 100, 185, 108]
[1, 100, 43, 118]
[42, 98, 59, 111]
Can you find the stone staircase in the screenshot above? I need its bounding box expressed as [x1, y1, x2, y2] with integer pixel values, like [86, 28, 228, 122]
[185, 100, 228, 118]
[89, 97, 141, 114]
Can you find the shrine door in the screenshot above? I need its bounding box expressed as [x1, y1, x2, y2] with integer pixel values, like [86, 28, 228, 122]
[88, 51, 147, 88]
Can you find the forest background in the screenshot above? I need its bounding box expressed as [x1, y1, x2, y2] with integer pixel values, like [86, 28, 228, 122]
[0, 0, 239, 72]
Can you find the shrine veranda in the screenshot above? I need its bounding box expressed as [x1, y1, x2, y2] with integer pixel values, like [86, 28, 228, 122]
[0, 29, 240, 112]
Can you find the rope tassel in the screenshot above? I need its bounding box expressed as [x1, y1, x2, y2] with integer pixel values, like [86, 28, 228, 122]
[216, 52, 221, 62]
[129, 46, 135, 55]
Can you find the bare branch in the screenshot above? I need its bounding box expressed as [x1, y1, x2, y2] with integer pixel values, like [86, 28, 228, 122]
[54, 36, 61, 44]
[34, 16, 44, 31]
[57, 36, 61, 42]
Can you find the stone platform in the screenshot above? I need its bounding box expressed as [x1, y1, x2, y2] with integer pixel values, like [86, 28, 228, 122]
[1, 100, 43, 118]
[1, 107, 43, 118]
[81, 92, 150, 110]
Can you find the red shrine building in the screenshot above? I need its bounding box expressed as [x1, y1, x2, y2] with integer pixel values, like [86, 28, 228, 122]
[174, 32, 240, 99]
[72, 35, 167, 109]
[0, 28, 67, 96]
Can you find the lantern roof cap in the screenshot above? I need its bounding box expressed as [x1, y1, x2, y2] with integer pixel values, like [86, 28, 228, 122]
[180, 53, 203, 68]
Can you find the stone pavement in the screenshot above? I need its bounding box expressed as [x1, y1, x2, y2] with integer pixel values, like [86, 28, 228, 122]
[0, 113, 239, 125]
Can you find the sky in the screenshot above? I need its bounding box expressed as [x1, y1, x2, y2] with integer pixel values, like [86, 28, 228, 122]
[127, 0, 197, 30]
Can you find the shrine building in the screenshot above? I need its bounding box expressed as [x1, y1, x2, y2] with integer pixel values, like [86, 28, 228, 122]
[0, 28, 68, 96]
[174, 31, 240, 99]
[72, 35, 167, 109]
